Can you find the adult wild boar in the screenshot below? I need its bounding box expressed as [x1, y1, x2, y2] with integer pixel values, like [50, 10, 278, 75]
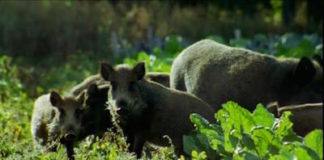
[100, 62, 215, 158]
[31, 91, 85, 159]
[170, 39, 322, 111]
[70, 72, 170, 97]
[268, 102, 323, 136]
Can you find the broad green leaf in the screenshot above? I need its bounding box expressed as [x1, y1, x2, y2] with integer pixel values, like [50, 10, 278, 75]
[274, 111, 294, 141]
[241, 133, 256, 152]
[183, 134, 201, 156]
[252, 103, 275, 128]
[183, 133, 219, 160]
[190, 113, 211, 130]
[189, 113, 225, 155]
[304, 130, 323, 159]
[251, 127, 279, 157]
[295, 146, 318, 160]
[233, 150, 259, 160]
[220, 101, 255, 134]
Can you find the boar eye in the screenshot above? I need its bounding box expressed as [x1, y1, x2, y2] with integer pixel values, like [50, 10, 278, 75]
[129, 81, 136, 92]
[111, 81, 117, 90]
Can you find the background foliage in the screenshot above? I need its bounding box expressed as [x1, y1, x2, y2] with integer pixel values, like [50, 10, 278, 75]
[0, 0, 322, 57]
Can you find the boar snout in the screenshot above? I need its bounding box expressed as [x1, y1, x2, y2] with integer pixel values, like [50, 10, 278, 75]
[64, 133, 76, 141]
[117, 99, 128, 108]
[63, 129, 77, 142]
[116, 99, 130, 115]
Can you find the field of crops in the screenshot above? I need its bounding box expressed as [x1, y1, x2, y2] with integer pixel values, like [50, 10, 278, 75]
[0, 33, 322, 159]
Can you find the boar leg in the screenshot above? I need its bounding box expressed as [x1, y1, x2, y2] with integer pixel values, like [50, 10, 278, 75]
[65, 141, 75, 160]
[60, 138, 75, 160]
[133, 135, 145, 158]
[126, 134, 135, 152]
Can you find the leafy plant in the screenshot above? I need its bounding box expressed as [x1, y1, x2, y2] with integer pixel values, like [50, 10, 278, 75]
[123, 51, 171, 72]
[184, 101, 323, 160]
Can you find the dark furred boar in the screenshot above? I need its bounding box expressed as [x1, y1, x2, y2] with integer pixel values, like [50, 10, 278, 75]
[76, 83, 136, 155]
[78, 84, 112, 140]
[145, 72, 170, 87]
[267, 102, 323, 136]
[76, 83, 144, 155]
[100, 62, 215, 158]
[70, 74, 105, 97]
[170, 39, 322, 111]
[70, 72, 170, 97]
[31, 91, 85, 159]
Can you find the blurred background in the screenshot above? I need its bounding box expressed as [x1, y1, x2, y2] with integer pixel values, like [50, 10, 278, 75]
[0, 0, 323, 96]
[0, 0, 322, 57]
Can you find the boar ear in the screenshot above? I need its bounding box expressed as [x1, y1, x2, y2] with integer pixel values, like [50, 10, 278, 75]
[294, 57, 316, 86]
[100, 62, 114, 81]
[133, 62, 146, 80]
[87, 84, 99, 96]
[50, 91, 63, 107]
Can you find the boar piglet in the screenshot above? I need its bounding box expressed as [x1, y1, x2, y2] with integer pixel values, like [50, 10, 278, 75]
[100, 62, 215, 158]
[31, 91, 85, 160]
[78, 84, 113, 140]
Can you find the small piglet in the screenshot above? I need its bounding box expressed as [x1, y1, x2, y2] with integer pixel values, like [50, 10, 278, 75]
[78, 84, 112, 140]
[31, 91, 85, 160]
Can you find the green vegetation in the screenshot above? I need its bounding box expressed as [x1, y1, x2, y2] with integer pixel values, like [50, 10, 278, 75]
[1, 1, 322, 56]
[0, 52, 174, 160]
[184, 102, 323, 160]
[0, 33, 322, 159]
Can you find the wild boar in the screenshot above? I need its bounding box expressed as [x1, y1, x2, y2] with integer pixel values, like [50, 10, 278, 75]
[70, 74, 105, 97]
[170, 39, 322, 111]
[145, 72, 170, 87]
[70, 72, 170, 97]
[76, 83, 145, 154]
[78, 84, 112, 140]
[268, 102, 323, 136]
[100, 61, 215, 158]
[31, 91, 85, 160]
